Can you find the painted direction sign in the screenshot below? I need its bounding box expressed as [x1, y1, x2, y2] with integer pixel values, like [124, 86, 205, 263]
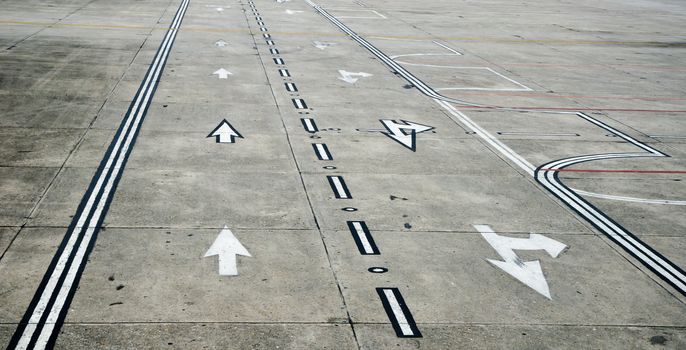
[212, 68, 232, 79]
[379, 119, 434, 151]
[285, 9, 303, 14]
[313, 41, 335, 50]
[338, 70, 372, 84]
[215, 39, 228, 47]
[205, 225, 251, 276]
[208, 119, 243, 143]
[474, 224, 567, 299]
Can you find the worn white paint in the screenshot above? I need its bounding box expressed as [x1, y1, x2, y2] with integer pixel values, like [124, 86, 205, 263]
[313, 41, 335, 50]
[337, 70, 372, 84]
[215, 39, 228, 47]
[474, 224, 567, 299]
[205, 226, 251, 276]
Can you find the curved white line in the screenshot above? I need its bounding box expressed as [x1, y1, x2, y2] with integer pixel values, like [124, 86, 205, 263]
[572, 188, 686, 206]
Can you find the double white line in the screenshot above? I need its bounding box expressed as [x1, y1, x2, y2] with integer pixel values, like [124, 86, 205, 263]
[8, 0, 190, 348]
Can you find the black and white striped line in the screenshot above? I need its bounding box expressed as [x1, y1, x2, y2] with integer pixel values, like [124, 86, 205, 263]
[327, 175, 351, 199]
[7, 0, 190, 348]
[377, 288, 422, 338]
[347, 221, 379, 255]
[292, 98, 308, 109]
[312, 143, 332, 160]
[301, 118, 318, 133]
[284, 82, 297, 92]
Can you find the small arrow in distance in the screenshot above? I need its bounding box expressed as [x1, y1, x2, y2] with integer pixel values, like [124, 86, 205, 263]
[338, 70, 372, 84]
[285, 9, 303, 14]
[474, 224, 567, 299]
[215, 39, 228, 47]
[208, 119, 243, 143]
[313, 41, 335, 50]
[205, 225, 251, 276]
[379, 119, 434, 152]
[216, 7, 224, 12]
[212, 68, 233, 79]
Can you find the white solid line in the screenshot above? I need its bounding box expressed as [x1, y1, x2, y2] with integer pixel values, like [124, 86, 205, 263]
[572, 188, 686, 206]
[331, 176, 347, 198]
[304, 119, 315, 131]
[352, 222, 374, 253]
[315, 144, 330, 159]
[432, 40, 462, 55]
[383, 289, 414, 336]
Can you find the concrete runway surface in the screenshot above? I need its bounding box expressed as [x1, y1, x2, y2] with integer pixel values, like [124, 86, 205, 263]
[1, 0, 685, 348]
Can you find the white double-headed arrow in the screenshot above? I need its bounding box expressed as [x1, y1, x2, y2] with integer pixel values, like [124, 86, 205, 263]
[212, 68, 232, 79]
[208, 119, 242, 143]
[205, 225, 251, 276]
[338, 70, 372, 84]
[379, 119, 434, 152]
[474, 225, 567, 299]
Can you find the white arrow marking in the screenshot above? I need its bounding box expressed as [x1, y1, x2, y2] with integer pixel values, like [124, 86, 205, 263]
[215, 39, 228, 47]
[313, 41, 335, 50]
[276, 0, 290, 3]
[208, 119, 243, 143]
[337, 70, 372, 84]
[212, 68, 232, 79]
[474, 224, 567, 299]
[379, 119, 434, 151]
[285, 9, 303, 14]
[215, 7, 224, 12]
[205, 225, 251, 276]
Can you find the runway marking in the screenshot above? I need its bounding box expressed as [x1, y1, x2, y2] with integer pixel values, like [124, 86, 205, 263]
[327, 8, 387, 19]
[306, 0, 686, 296]
[475, 224, 567, 299]
[266, 39, 275, 45]
[279, 68, 291, 77]
[263, 33, 271, 39]
[7, 0, 190, 348]
[376, 288, 422, 338]
[270, 48, 279, 54]
[327, 175, 352, 199]
[274, 57, 285, 65]
[214, 39, 228, 47]
[649, 135, 686, 139]
[260, 27, 268, 31]
[284, 82, 297, 91]
[292, 98, 308, 109]
[347, 221, 379, 254]
[313, 41, 336, 49]
[312, 143, 333, 160]
[301, 118, 319, 133]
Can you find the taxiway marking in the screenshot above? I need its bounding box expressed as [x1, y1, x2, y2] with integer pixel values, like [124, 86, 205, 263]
[292, 98, 308, 109]
[347, 221, 379, 255]
[213, 68, 232, 79]
[327, 175, 352, 199]
[205, 226, 251, 276]
[377, 288, 422, 338]
[301, 118, 318, 133]
[380, 119, 435, 152]
[8, 0, 191, 348]
[208, 119, 243, 143]
[312, 143, 333, 160]
[475, 225, 567, 299]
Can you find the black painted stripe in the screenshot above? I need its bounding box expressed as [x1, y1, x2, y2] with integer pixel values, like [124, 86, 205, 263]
[312, 143, 332, 160]
[347, 221, 379, 255]
[285, 82, 297, 92]
[292, 98, 307, 109]
[300, 118, 318, 133]
[269, 48, 279, 54]
[279, 69, 290, 77]
[377, 288, 422, 338]
[326, 175, 351, 199]
[7, 0, 190, 348]
[274, 57, 285, 65]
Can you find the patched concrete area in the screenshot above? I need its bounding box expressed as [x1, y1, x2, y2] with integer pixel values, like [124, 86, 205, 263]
[1, 0, 685, 348]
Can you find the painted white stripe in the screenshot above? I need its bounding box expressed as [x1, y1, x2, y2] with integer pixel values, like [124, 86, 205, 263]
[331, 176, 348, 198]
[270, 48, 279, 54]
[315, 144, 329, 159]
[266, 40, 275, 45]
[572, 188, 686, 206]
[279, 69, 290, 77]
[293, 99, 306, 109]
[263, 33, 271, 39]
[383, 289, 414, 336]
[285, 82, 296, 91]
[260, 27, 267, 31]
[352, 221, 374, 253]
[303, 118, 316, 132]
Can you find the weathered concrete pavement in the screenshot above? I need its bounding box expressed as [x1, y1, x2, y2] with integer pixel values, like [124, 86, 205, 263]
[1, 0, 685, 348]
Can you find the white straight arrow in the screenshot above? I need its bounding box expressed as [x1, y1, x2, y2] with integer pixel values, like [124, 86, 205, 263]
[474, 224, 567, 299]
[207, 119, 242, 143]
[205, 226, 251, 276]
[212, 68, 232, 79]
[215, 39, 228, 47]
[285, 9, 303, 14]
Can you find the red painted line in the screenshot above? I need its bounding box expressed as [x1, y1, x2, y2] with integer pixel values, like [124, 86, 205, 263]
[459, 106, 686, 113]
[542, 168, 686, 174]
